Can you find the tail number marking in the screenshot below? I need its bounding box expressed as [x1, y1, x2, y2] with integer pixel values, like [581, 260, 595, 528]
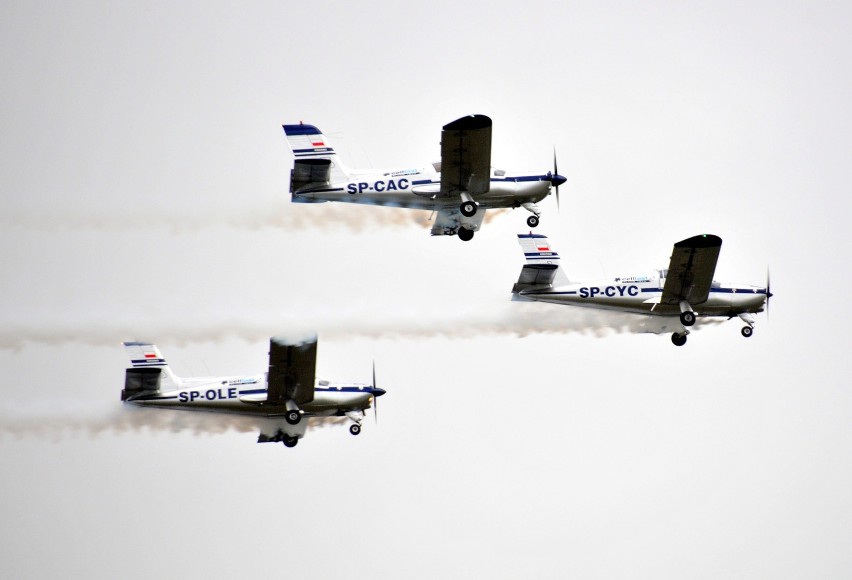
[347, 179, 410, 194]
[179, 388, 238, 403]
[579, 285, 639, 298]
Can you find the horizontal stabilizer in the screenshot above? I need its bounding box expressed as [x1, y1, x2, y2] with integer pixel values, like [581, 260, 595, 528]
[513, 264, 559, 292]
[122, 367, 161, 401]
[290, 159, 331, 194]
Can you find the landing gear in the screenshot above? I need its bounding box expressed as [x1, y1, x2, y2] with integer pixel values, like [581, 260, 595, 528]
[671, 333, 687, 346]
[457, 228, 474, 242]
[282, 435, 298, 448]
[285, 410, 301, 425]
[349, 424, 362, 436]
[741, 326, 754, 338]
[521, 202, 541, 226]
[680, 311, 696, 326]
[460, 201, 477, 217]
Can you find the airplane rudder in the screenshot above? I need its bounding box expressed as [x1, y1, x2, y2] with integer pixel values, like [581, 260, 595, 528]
[517, 233, 560, 264]
[282, 123, 333, 156]
[122, 341, 181, 390]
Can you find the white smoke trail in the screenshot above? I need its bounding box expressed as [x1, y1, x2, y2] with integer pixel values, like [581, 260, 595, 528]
[0, 302, 721, 351]
[0, 202, 511, 233]
[0, 399, 349, 441]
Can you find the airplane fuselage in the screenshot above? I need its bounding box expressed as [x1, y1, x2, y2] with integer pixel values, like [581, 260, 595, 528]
[124, 374, 379, 417]
[518, 273, 769, 317]
[293, 166, 552, 210]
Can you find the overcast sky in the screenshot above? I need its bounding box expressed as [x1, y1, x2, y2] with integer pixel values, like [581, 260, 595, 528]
[1, 1, 851, 578]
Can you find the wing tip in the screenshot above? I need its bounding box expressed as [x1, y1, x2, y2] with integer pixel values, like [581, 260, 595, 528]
[443, 114, 492, 132]
[271, 331, 318, 348]
[674, 234, 722, 249]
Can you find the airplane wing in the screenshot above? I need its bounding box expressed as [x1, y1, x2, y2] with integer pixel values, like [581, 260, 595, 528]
[266, 334, 318, 406]
[430, 208, 486, 236]
[661, 234, 722, 306]
[440, 115, 492, 198]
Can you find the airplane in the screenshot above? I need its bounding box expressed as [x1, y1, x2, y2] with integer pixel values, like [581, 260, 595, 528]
[120, 334, 385, 447]
[511, 233, 772, 346]
[282, 115, 567, 241]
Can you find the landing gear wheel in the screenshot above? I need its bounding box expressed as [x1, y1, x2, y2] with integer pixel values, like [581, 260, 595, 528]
[671, 333, 687, 347]
[285, 410, 301, 425]
[457, 228, 474, 242]
[349, 424, 362, 436]
[460, 201, 477, 217]
[741, 326, 753, 338]
[283, 436, 298, 448]
[680, 311, 696, 326]
[526, 215, 540, 228]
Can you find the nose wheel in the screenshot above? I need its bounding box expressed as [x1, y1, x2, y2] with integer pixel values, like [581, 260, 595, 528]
[526, 215, 540, 228]
[741, 326, 754, 338]
[349, 423, 362, 436]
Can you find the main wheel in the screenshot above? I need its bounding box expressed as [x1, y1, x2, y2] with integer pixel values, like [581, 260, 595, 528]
[285, 410, 301, 425]
[460, 201, 477, 217]
[526, 215, 540, 228]
[349, 424, 362, 436]
[458, 228, 474, 242]
[283, 436, 298, 448]
[741, 326, 753, 338]
[680, 311, 696, 326]
[671, 333, 687, 346]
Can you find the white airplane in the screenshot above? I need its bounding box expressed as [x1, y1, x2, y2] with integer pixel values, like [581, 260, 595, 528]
[282, 115, 566, 241]
[512, 233, 772, 346]
[121, 334, 385, 447]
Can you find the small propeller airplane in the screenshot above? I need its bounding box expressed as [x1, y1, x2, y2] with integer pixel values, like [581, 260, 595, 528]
[283, 115, 567, 241]
[121, 334, 385, 447]
[511, 233, 772, 346]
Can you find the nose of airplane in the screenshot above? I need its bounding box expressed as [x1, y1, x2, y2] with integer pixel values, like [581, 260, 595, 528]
[372, 387, 387, 397]
[549, 173, 567, 188]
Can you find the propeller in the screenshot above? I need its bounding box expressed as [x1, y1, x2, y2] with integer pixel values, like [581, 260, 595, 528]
[370, 360, 387, 424]
[550, 148, 567, 210]
[765, 269, 773, 318]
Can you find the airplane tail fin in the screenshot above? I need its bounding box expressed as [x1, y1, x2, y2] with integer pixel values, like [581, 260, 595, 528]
[512, 233, 569, 293]
[282, 123, 351, 201]
[121, 342, 182, 400]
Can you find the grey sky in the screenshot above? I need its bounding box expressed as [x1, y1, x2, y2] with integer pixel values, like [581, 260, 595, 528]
[1, 1, 851, 578]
